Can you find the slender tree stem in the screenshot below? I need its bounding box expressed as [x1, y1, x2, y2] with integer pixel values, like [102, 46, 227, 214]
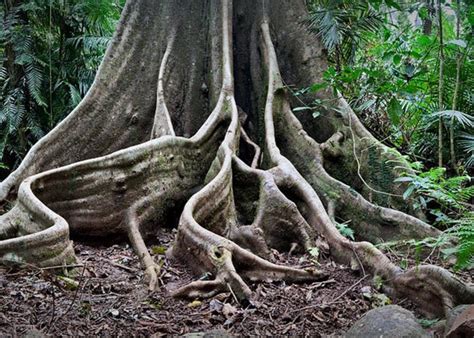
[437, 0, 444, 168]
[451, 0, 462, 172]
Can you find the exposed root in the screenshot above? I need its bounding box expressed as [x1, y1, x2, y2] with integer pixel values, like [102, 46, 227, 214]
[0, 181, 76, 268]
[169, 21, 328, 294]
[391, 265, 474, 316]
[127, 206, 161, 290]
[0, 94, 229, 277]
[233, 157, 314, 254]
[151, 31, 176, 139]
[173, 247, 252, 303]
[172, 279, 227, 300]
[258, 18, 473, 316]
[240, 127, 261, 168]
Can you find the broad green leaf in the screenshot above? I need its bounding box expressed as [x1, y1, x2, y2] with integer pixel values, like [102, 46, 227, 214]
[392, 54, 402, 65]
[416, 35, 432, 47]
[382, 51, 395, 62]
[387, 98, 402, 126]
[403, 185, 416, 200]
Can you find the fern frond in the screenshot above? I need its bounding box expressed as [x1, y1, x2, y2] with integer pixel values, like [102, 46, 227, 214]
[26, 64, 46, 106]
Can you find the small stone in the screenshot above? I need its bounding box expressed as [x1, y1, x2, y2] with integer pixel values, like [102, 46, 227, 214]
[109, 309, 119, 317]
[345, 305, 430, 338]
[360, 286, 372, 299]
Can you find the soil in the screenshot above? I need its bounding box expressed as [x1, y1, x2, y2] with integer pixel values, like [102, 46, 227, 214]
[0, 227, 469, 337]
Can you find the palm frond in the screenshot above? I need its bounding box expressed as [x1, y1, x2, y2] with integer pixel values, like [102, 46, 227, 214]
[459, 133, 474, 167]
[431, 110, 474, 128]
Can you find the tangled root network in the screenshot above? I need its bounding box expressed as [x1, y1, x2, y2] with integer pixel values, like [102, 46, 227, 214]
[0, 0, 472, 317]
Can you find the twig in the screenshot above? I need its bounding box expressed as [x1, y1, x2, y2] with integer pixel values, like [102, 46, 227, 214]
[291, 275, 369, 313]
[109, 261, 137, 273]
[350, 244, 366, 277]
[226, 282, 239, 304]
[306, 279, 337, 289]
[326, 275, 369, 304]
[63, 264, 87, 316]
[40, 264, 84, 270]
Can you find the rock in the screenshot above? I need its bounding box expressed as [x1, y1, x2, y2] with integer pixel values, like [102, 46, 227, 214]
[345, 305, 430, 338]
[360, 286, 373, 299]
[445, 304, 474, 338]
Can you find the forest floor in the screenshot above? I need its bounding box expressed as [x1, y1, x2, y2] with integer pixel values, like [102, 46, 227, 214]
[0, 227, 470, 337]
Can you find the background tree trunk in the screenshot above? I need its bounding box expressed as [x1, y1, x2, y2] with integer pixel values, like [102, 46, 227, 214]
[0, 0, 472, 318]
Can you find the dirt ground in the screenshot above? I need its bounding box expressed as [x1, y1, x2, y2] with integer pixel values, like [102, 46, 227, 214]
[0, 227, 469, 337]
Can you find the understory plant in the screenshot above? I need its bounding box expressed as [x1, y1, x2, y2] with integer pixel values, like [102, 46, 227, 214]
[395, 166, 474, 269]
[306, 0, 474, 169]
[0, 0, 123, 173]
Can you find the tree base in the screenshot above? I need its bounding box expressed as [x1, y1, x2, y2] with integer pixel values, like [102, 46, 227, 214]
[1, 0, 472, 319]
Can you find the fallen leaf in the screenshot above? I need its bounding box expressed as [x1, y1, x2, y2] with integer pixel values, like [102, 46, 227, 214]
[188, 300, 202, 308]
[209, 299, 224, 312]
[222, 303, 237, 318]
[151, 246, 167, 255]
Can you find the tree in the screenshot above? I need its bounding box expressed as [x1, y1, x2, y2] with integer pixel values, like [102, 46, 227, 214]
[0, 0, 472, 318]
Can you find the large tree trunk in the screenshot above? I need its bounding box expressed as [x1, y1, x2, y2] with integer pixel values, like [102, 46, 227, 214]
[0, 0, 472, 317]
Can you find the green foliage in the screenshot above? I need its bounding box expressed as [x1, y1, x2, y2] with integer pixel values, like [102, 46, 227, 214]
[0, 0, 123, 171]
[431, 110, 474, 128]
[396, 166, 474, 269]
[395, 167, 473, 220]
[417, 318, 440, 329]
[459, 133, 474, 167]
[443, 214, 474, 270]
[304, 4, 473, 270]
[307, 0, 395, 66]
[335, 221, 355, 240]
[306, 0, 474, 168]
